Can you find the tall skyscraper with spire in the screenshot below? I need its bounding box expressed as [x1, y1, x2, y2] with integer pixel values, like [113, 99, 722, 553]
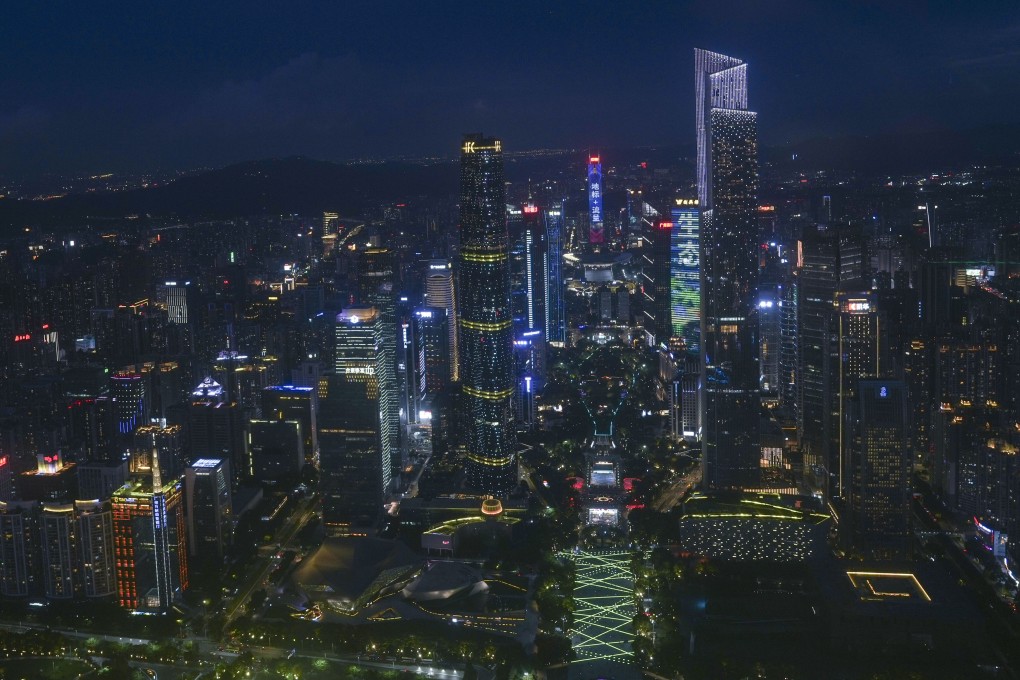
[458, 134, 517, 495]
[695, 49, 762, 489]
[112, 447, 188, 613]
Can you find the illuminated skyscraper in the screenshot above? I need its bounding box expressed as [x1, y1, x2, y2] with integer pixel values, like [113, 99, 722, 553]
[319, 307, 393, 535]
[425, 260, 459, 381]
[408, 307, 450, 422]
[647, 219, 674, 344]
[354, 247, 400, 474]
[110, 371, 146, 439]
[261, 385, 317, 464]
[75, 499, 116, 598]
[834, 291, 881, 496]
[112, 452, 188, 613]
[134, 423, 185, 482]
[511, 204, 547, 339]
[670, 198, 701, 347]
[39, 503, 76, 599]
[757, 282, 782, 401]
[187, 378, 245, 487]
[587, 156, 605, 245]
[184, 458, 232, 562]
[0, 501, 35, 596]
[695, 50, 748, 209]
[159, 280, 197, 354]
[843, 380, 911, 559]
[511, 203, 547, 406]
[457, 134, 517, 495]
[695, 49, 761, 489]
[545, 203, 566, 345]
[322, 211, 339, 257]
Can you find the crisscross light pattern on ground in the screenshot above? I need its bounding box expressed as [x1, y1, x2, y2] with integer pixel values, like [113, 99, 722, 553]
[564, 549, 634, 666]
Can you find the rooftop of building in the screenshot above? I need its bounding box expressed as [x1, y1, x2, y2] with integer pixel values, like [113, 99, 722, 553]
[337, 307, 380, 325]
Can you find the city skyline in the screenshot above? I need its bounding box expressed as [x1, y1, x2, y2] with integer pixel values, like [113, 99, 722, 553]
[0, 6, 1019, 678]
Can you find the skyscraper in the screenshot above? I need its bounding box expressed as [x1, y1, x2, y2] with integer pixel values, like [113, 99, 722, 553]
[587, 156, 605, 245]
[356, 247, 400, 474]
[322, 211, 339, 257]
[798, 228, 839, 471]
[511, 204, 547, 339]
[188, 379, 245, 487]
[184, 458, 232, 562]
[457, 134, 517, 495]
[112, 452, 188, 613]
[834, 291, 881, 496]
[696, 49, 762, 489]
[0, 501, 35, 596]
[545, 203, 566, 345]
[647, 218, 674, 345]
[425, 260, 459, 381]
[670, 198, 701, 347]
[843, 380, 911, 560]
[159, 280, 197, 354]
[408, 307, 451, 421]
[110, 371, 146, 440]
[261, 385, 317, 466]
[318, 307, 393, 535]
[39, 504, 76, 599]
[75, 499, 116, 599]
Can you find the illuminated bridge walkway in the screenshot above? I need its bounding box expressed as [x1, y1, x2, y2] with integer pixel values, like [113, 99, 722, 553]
[563, 549, 640, 679]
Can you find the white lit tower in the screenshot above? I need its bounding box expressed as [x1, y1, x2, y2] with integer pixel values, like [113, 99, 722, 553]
[425, 259, 459, 382]
[695, 49, 762, 489]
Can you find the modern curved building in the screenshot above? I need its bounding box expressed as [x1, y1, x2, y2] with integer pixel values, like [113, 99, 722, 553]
[458, 134, 517, 495]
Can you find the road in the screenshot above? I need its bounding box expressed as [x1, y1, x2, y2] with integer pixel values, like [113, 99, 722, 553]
[652, 463, 701, 512]
[0, 619, 467, 679]
[912, 494, 1020, 677]
[223, 495, 317, 624]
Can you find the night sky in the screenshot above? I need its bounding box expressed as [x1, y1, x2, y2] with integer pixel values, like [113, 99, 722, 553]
[2, 1, 1018, 177]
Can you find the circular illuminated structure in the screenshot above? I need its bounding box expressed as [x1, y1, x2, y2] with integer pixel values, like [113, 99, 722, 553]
[480, 497, 503, 516]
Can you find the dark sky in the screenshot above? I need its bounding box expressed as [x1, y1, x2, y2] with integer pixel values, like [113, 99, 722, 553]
[2, 1, 1018, 178]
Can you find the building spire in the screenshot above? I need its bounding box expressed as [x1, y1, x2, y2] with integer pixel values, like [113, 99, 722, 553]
[151, 446, 162, 493]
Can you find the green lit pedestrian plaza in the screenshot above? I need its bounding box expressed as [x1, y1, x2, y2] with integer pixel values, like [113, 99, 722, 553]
[564, 549, 640, 679]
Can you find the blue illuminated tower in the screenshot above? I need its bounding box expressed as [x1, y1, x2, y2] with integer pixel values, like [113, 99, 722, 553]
[587, 156, 605, 245]
[696, 49, 761, 489]
[458, 134, 517, 496]
[545, 202, 566, 344]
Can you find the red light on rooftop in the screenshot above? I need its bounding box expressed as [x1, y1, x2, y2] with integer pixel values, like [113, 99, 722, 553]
[13, 333, 30, 342]
[640, 161, 647, 169]
[523, 205, 539, 214]
[589, 156, 600, 164]
[658, 221, 674, 230]
[41, 323, 50, 329]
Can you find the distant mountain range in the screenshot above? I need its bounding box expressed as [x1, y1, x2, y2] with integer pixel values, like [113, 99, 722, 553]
[0, 157, 460, 231]
[1, 125, 1018, 232]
